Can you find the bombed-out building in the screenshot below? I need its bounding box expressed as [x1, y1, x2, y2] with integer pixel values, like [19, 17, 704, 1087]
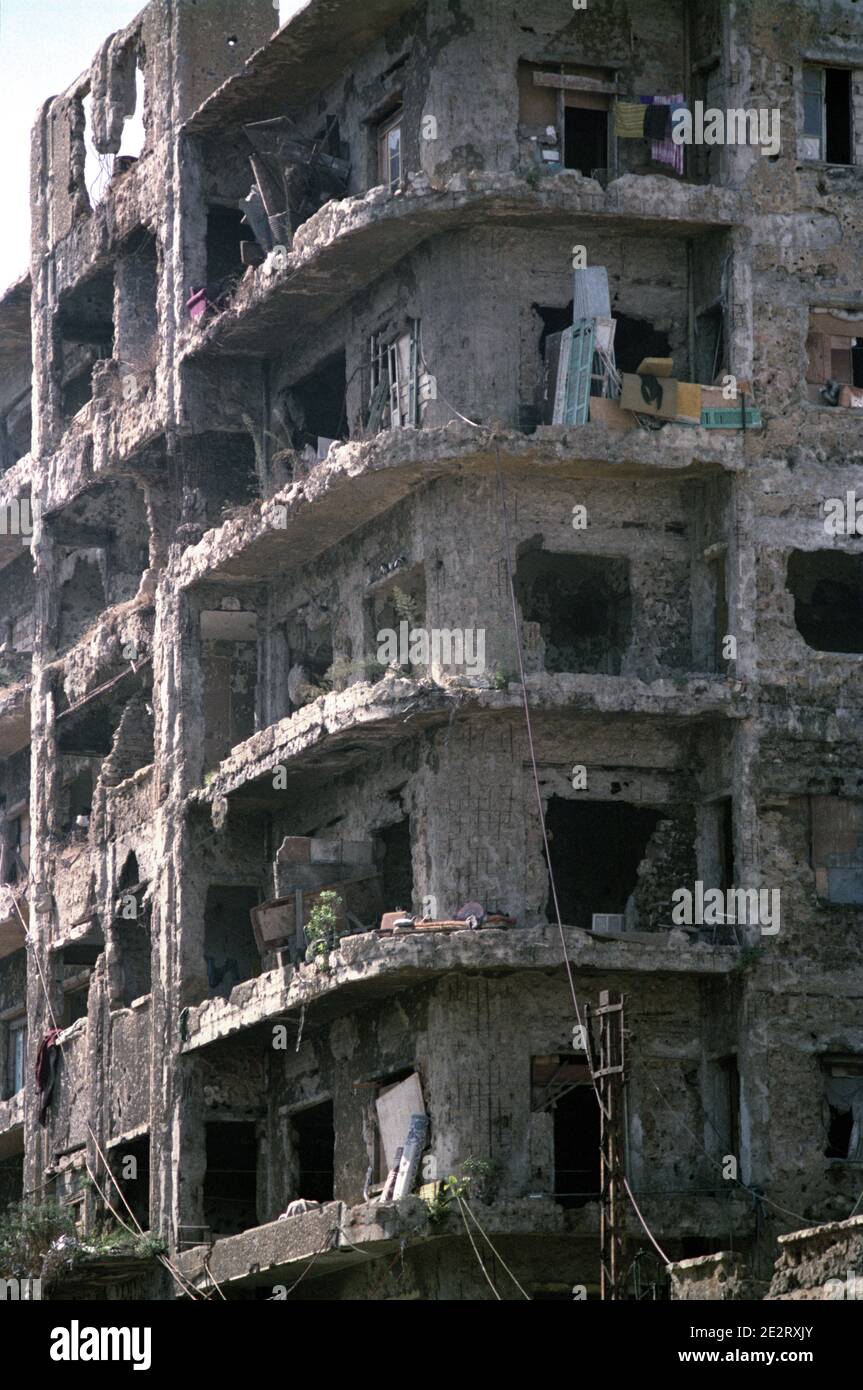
[1, 0, 862, 1301]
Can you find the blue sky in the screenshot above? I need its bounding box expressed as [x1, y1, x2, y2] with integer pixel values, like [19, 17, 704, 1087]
[0, 1, 302, 291]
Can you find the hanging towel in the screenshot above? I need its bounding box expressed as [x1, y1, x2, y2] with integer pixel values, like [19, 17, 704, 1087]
[642, 94, 685, 174]
[644, 104, 671, 140]
[614, 102, 646, 138]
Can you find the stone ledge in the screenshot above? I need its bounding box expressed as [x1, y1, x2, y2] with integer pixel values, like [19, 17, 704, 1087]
[180, 925, 739, 1052]
[172, 424, 743, 591]
[188, 674, 747, 807]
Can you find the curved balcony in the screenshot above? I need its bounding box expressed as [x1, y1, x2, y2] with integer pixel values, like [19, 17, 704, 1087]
[180, 922, 739, 1055]
[179, 172, 743, 364]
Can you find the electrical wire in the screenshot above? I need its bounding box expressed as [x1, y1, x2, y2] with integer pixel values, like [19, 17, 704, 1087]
[460, 1198, 531, 1299]
[454, 1195, 501, 1300]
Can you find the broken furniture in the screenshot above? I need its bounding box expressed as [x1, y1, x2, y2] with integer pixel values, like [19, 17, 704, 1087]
[241, 118, 350, 255]
[375, 1072, 429, 1203]
[543, 267, 622, 426]
[543, 264, 763, 432]
[250, 836, 382, 962]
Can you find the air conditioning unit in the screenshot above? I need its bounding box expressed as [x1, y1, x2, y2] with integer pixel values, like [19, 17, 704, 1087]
[592, 913, 625, 935]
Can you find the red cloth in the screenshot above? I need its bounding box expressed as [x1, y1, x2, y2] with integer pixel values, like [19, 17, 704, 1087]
[35, 1027, 63, 1124]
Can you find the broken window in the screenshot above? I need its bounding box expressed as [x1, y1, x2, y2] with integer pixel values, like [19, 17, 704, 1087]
[204, 1121, 258, 1236]
[377, 105, 403, 189]
[115, 54, 146, 162]
[802, 65, 853, 165]
[114, 908, 151, 1006]
[4, 1014, 26, 1098]
[516, 550, 631, 675]
[57, 554, 107, 651]
[518, 63, 614, 176]
[376, 817, 414, 914]
[111, 1134, 150, 1230]
[291, 1099, 335, 1203]
[544, 797, 663, 930]
[57, 267, 114, 421]
[0, 390, 32, 472]
[709, 1055, 740, 1160]
[200, 609, 258, 769]
[49, 476, 149, 637]
[532, 1055, 600, 1207]
[806, 309, 863, 406]
[368, 565, 426, 676]
[708, 548, 729, 673]
[283, 603, 333, 709]
[63, 972, 92, 1027]
[281, 351, 347, 456]
[60, 766, 94, 835]
[810, 797, 863, 905]
[180, 431, 261, 526]
[718, 798, 735, 892]
[203, 885, 260, 999]
[1, 803, 29, 886]
[822, 1057, 863, 1160]
[206, 206, 246, 299]
[564, 105, 609, 177]
[114, 230, 158, 382]
[113, 854, 152, 1004]
[368, 321, 423, 432]
[0, 553, 36, 686]
[786, 550, 863, 654]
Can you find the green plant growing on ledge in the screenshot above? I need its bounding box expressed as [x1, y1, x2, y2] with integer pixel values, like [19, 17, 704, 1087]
[80, 1222, 167, 1260]
[0, 1200, 76, 1278]
[320, 655, 387, 691]
[461, 1155, 503, 1204]
[304, 890, 346, 963]
[426, 1173, 470, 1227]
[425, 1155, 503, 1225]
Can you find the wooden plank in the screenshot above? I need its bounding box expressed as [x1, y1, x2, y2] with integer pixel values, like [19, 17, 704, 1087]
[533, 71, 617, 94]
[376, 1073, 425, 1171]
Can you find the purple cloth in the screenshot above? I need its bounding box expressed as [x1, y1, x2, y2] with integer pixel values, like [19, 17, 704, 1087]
[641, 94, 685, 175]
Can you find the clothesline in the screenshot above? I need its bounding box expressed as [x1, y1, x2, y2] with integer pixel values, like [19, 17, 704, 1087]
[613, 95, 686, 174]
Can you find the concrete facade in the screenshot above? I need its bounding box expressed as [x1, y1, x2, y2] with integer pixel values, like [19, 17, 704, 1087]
[0, 0, 862, 1300]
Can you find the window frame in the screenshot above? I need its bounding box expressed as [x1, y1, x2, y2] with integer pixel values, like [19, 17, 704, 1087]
[377, 106, 403, 191]
[802, 63, 854, 165]
[5, 1014, 26, 1098]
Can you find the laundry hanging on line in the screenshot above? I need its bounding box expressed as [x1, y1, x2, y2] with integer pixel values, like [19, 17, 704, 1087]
[640, 94, 686, 174]
[614, 102, 646, 138]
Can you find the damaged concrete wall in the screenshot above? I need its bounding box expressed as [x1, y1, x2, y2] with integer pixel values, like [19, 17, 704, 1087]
[1, 0, 861, 1303]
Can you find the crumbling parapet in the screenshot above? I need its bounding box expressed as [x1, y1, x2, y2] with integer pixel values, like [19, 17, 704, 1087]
[668, 1249, 761, 1300]
[767, 1215, 863, 1301]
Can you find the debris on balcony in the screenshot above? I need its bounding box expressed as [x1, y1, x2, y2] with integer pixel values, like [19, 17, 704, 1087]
[241, 117, 350, 255]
